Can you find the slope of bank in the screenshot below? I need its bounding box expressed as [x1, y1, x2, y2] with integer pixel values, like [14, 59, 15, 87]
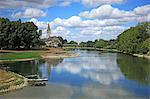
[0, 69, 27, 94]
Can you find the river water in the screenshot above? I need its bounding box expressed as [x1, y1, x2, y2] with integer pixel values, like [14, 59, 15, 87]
[0, 50, 150, 99]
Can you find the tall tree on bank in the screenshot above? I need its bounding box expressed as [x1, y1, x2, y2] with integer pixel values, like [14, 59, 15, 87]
[117, 22, 150, 54]
[0, 18, 42, 49]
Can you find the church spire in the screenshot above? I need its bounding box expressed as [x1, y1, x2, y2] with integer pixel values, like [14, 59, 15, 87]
[47, 24, 51, 38]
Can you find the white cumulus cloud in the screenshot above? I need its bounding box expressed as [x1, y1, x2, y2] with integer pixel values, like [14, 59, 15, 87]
[81, 0, 125, 7]
[79, 5, 135, 19]
[27, 4, 150, 41]
[134, 5, 150, 15]
[12, 8, 47, 18]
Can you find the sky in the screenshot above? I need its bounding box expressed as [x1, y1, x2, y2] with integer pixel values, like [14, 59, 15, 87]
[0, 0, 150, 42]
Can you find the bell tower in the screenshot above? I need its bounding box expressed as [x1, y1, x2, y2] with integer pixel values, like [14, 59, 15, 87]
[47, 24, 51, 38]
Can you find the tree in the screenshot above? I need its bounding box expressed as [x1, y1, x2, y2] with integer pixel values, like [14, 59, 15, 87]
[57, 36, 63, 44]
[94, 39, 109, 48]
[68, 41, 78, 45]
[63, 39, 68, 44]
[79, 42, 87, 47]
[86, 41, 94, 47]
[141, 38, 150, 54]
[0, 18, 42, 49]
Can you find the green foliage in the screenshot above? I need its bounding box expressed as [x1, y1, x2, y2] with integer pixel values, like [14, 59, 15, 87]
[63, 39, 68, 44]
[79, 39, 117, 49]
[94, 39, 109, 48]
[15, 79, 24, 85]
[86, 41, 94, 47]
[79, 41, 94, 47]
[78, 22, 150, 55]
[117, 22, 150, 54]
[79, 42, 87, 47]
[142, 38, 150, 50]
[0, 18, 42, 49]
[68, 41, 78, 45]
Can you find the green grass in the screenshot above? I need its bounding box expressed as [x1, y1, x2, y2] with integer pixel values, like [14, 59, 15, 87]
[0, 51, 43, 60]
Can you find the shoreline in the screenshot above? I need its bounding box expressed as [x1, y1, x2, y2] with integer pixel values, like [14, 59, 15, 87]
[0, 47, 149, 62]
[0, 49, 79, 94]
[0, 48, 149, 95]
[0, 48, 80, 62]
[0, 58, 39, 62]
[64, 47, 150, 59]
[41, 53, 80, 59]
[132, 54, 150, 59]
[0, 69, 28, 94]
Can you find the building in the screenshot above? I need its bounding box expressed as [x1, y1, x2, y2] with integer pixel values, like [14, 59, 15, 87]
[47, 24, 51, 38]
[45, 24, 62, 47]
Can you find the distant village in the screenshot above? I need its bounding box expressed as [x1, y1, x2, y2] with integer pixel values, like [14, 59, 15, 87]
[45, 24, 78, 48]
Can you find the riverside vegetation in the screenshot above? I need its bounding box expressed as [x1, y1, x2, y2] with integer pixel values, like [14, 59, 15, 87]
[1, 18, 149, 57]
[0, 18, 149, 95]
[0, 18, 77, 93]
[77, 22, 150, 56]
[0, 18, 74, 61]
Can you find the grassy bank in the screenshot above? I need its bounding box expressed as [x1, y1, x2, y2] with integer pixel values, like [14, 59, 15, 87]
[0, 48, 79, 62]
[0, 51, 43, 61]
[0, 69, 27, 94]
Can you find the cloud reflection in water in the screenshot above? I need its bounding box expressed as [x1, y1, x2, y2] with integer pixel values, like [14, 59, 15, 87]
[53, 52, 123, 85]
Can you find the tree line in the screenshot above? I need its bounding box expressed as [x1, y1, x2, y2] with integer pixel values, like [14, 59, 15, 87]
[0, 17, 149, 54]
[78, 22, 150, 54]
[0, 18, 43, 49]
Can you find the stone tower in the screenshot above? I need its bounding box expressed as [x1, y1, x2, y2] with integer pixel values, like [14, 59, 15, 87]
[47, 24, 51, 38]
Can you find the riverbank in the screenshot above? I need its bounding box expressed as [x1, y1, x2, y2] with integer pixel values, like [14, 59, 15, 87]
[0, 51, 43, 62]
[42, 52, 80, 59]
[0, 48, 79, 62]
[133, 54, 150, 59]
[0, 69, 27, 94]
[64, 47, 150, 59]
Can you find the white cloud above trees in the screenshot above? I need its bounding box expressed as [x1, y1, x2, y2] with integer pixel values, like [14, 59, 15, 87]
[26, 4, 150, 41]
[12, 8, 47, 18]
[79, 4, 150, 22]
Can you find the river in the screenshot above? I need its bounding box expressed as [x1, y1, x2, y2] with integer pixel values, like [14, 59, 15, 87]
[0, 50, 150, 99]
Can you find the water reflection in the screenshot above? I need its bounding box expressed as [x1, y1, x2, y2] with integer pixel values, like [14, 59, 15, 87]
[0, 50, 149, 98]
[39, 58, 63, 78]
[53, 52, 123, 85]
[0, 58, 63, 77]
[117, 54, 150, 85]
[0, 61, 41, 76]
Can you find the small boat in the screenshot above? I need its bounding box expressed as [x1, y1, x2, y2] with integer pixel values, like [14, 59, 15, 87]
[26, 75, 40, 79]
[34, 82, 46, 86]
[26, 74, 48, 86]
[27, 78, 48, 82]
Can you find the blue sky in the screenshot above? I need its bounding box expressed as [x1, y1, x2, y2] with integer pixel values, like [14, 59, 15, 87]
[0, 0, 150, 42]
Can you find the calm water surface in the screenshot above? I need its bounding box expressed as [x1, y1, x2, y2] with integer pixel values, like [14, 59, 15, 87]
[0, 50, 150, 99]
